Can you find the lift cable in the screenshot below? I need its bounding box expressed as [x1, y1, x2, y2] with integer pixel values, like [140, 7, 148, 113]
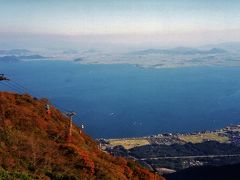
[5, 81, 26, 92]
[0, 73, 85, 127]
[3, 74, 39, 96]
[0, 81, 22, 94]
[9, 79, 30, 92]
[0, 74, 29, 93]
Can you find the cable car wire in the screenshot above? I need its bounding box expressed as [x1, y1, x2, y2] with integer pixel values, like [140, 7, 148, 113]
[0, 73, 84, 127]
[0, 81, 22, 93]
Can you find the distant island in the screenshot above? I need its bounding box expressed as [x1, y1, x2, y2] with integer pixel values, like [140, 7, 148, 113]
[0, 56, 19, 62]
[130, 47, 228, 56]
[67, 45, 240, 69]
[2, 45, 240, 69]
[73, 57, 84, 62]
[0, 49, 31, 55]
[0, 55, 47, 62]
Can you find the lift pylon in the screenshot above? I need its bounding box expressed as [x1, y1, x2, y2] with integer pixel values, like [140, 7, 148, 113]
[65, 112, 76, 143]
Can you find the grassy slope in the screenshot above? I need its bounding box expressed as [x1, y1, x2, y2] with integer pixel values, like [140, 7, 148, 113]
[179, 133, 229, 143]
[108, 139, 150, 149]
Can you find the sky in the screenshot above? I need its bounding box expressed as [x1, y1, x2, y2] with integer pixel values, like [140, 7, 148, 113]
[0, 0, 240, 49]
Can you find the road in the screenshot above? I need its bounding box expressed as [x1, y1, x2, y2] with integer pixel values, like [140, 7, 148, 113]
[140, 154, 240, 160]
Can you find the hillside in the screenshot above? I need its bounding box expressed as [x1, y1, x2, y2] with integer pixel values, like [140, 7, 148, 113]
[0, 92, 164, 180]
[166, 163, 240, 180]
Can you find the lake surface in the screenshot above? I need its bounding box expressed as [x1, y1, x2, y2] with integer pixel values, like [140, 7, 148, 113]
[1, 61, 240, 138]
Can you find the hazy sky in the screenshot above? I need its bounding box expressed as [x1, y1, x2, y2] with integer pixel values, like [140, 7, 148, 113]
[0, 0, 240, 48]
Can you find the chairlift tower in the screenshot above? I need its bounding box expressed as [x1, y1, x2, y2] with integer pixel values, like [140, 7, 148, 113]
[65, 112, 76, 143]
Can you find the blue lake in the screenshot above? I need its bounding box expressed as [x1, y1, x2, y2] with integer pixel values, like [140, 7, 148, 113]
[1, 61, 240, 138]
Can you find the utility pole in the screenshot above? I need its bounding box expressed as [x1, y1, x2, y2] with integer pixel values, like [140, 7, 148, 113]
[65, 112, 76, 143]
[0, 74, 9, 81]
[79, 124, 84, 134]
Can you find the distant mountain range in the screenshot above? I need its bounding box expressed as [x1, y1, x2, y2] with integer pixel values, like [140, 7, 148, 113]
[130, 47, 228, 56]
[0, 49, 48, 62]
[0, 56, 19, 62]
[0, 55, 47, 62]
[0, 49, 31, 55]
[19, 55, 47, 60]
[201, 42, 240, 52]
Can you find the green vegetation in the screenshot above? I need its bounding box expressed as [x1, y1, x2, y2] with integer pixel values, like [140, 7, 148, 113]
[179, 133, 229, 143]
[0, 169, 34, 180]
[130, 141, 240, 159]
[108, 138, 150, 149]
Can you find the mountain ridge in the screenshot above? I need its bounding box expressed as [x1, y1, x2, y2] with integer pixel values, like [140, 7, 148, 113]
[130, 47, 228, 56]
[0, 92, 164, 179]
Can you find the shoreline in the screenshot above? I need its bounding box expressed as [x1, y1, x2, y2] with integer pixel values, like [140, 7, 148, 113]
[99, 124, 240, 149]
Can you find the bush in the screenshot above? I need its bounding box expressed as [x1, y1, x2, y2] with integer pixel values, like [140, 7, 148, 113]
[127, 161, 136, 170]
[0, 127, 14, 146]
[45, 171, 78, 180]
[0, 169, 34, 180]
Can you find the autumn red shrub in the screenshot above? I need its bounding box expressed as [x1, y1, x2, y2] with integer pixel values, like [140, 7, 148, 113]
[0, 92, 165, 179]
